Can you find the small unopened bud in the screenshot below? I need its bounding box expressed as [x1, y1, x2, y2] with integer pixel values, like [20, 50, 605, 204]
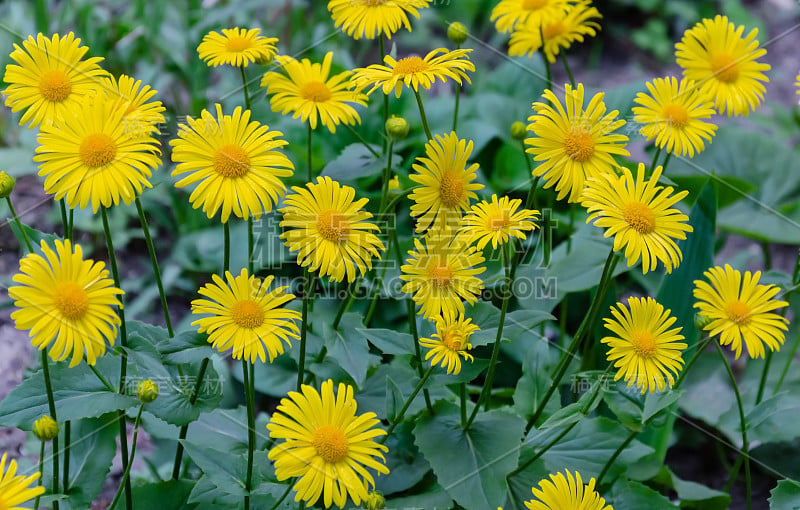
[0, 171, 15, 199]
[510, 121, 527, 140]
[364, 491, 385, 510]
[385, 116, 409, 140]
[137, 380, 159, 403]
[447, 22, 469, 46]
[33, 415, 59, 441]
[694, 313, 713, 330]
[388, 175, 400, 191]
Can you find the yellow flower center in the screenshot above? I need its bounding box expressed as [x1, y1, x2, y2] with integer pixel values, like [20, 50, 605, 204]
[393, 56, 429, 76]
[53, 281, 89, 320]
[428, 265, 453, 289]
[662, 103, 689, 128]
[442, 330, 465, 351]
[622, 202, 656, 234]
[542, 22, 565, 40]
[522, 0, 549, 9]
[710, 53, 739, 83]
[38, 69, 72, 102]
[726, 300, 751, 325]
[300, 81, 332, 102]
[311, 424, 349, 464]
[316, 209, 348, 242]
[487, 213, 511, 231]
[563, 129, 595, 162]
[224, 35, 253, 52]
[440, 171, 466, 208]
[230, 299, 265, 329]
[213, 144, 251, 178]
[631, 330, 658, 357]
[79, 133, 117, 168]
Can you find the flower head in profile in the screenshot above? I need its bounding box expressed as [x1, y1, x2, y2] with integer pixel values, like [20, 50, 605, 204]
[458, 194, 539, 250]
[491, 0, 573, 34]
[602, 297, 686, 394]
[170, 104, 294, 223]
[508, 2, 602, 63]
[280, 176, 385, 283]
[525, 83, 629, 203]
[328, 0, 431, 40]
[408, 132, 483, 233]
[352, 48, 475, 98]
[97, 74, 166, 136]
[8, 240, 123, 367]
[795, 70, 800, 105]
[197, 27, 277, 67]
[3, 32, 107, 129]
[632, 76, 717, 158]
[525, 470, 612, 510]
[261, 52, 367, 133]
[693, 265, 788, 359]
[191, 269, 301, 363]
[420, 316, 479, 375]
[582, 163, 692, 274]
[675, 15, 770, 116]
[33, 92, 161, 212]
[268, 380, 389, 509]
[400, 233, 485, 322]
[0, 453, 45, 509]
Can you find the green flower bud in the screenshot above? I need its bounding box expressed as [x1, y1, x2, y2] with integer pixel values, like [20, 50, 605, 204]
[137, 380, 159, 404]
[694, 313, 713, 330]
[364, 491, 385, 510]
[385, 116, 409, 140]
[33, 415, 59, 442]
[0, 171, 15, 199]
[510, 121, 528, 141]
[447, 22, 469, 46]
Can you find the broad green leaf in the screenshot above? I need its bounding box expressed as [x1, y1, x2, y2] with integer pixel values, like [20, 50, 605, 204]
[357, 327, 415, 356]
[249, 352, 297, 398]
[181, 443, 274, 499]
[386, 482, 455, 510]
[745, 392, 800, 444]
[357, 359, 452, 419]
[377, 421, 431, 496]
[321, 143, 393, 183]
[470, 309, 554, 348]
[385, 376, 404, 421]
[185, 407, 271, 454]
[514, 339, 558, 418]
[655, 467, 730, 510]
[608, 478, 678, 510]
[161, 329, 215, 365]
[414, 401, 526, 510]
[133, 480, 197, 510]
[322, 313, 376, 386]
[770, 479, 800, 509]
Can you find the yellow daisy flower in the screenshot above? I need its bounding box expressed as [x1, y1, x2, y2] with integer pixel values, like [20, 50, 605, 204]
[582, 163, 692, 274]
[170, 104, 294, 223]
[408, 132, 483, 233]
[33, 93, 161, 213]
[525, 83, 629, 203]
[197, 27, 277, 67]
[400, 233, 485, 321]
[632, 76, 718, 158]
[0, 453, 45, 509]
[491, 0, 574, 34]
[191, 269, 301, 364]
[328, 0, 431, 40]
[675, 15, 770, 117]
[267, 380, 389, 509]
[280, 176, 385, 283]
[8, 240, 123, 368]
[602, 297, 686, 394]
[419, 316, 479, 375]
[693, 264, 789, 360]
[796, 70, 800, 105]
[508, 2, 602, 63]
[2, 32, 107, 129]
[261, 52, 368, 133]
[352, 48, 475, 98]
[98, 74, 166, 137]
[458, 194, 539, 250]
[525, 470, 612, 510]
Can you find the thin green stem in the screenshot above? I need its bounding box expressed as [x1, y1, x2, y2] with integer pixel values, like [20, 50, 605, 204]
[6, 196, 34, 253]
[413, 90, 434, 140]
[307, 122, 313, 182]
[41, 351, 60, 510]
[674, 336, 713, 390]
[90, 365, 115, 391]
[34, 0, 47, 32]
[596, 429, 636, 486]
[775, 328, 800, 394]
[35, 440, 44, 510]
[714, 342, 751, 510]
[242, 360, 255, 510]
[724, 455, 745, 493]
[62, 420, 70, 491]
[661, 152, 672, 174]
[67, 208, 73, 241]
[648, 147, 663, 175]
[379, 365, 435, 444]
[223, 221, 231, 275]
[379, 35, 389, 154]
[135, 197, 174, 337]
[268, 484, 294, 510]
[379, 140, 395, 214]
[172, 357, 210, 479]
[452, 42, 462, 132]
[109, 406, 144, 510]
[542, 27, 552, 96]
[343, 123, 381, 159]
[755, 351, 772, 405]
[248, 216, 254, 274]
[297, 267, 313, 391]
[59, 199, 68, 239]
[239, 65, 252, 110]
[561, 54, 576, 88]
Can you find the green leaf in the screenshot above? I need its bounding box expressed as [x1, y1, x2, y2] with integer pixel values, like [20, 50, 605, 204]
[321, 143, 392, 183]
[470, 309, 554, 348]
[608, 478, 678, 510]
[357, 327, 415, 356]
[180, 442, 274, 499]
[377, 421, 431, 496]
[745, 392, 800, 444]
[250, 353, 297, 398]
[161, 329, 215, 365]
[385, 376, 403, 422]
[514, 339, 558, 419]
[133, 480, 197, 510]
[357, 359, 452, 419]
[185, 407, 271, 454]
[656, 467, 730, 510]
[386, 482, 455, 510]
[770, 479, 800, 509]
[414, 401, 526, 510]
[322, 313, 376, 386]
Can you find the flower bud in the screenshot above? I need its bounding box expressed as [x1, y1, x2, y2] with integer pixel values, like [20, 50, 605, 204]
[694, 313, 713, 330]
[385, 116, 409, 140]
[447, 22, 469, 46]
[364, 491, 385, 510]
[136, 380, 159, 403]
[33, 415, 59, 442]
[388, 175, 400, 191]
[510, 121, 527, 140]
[0, 171, 15, 199]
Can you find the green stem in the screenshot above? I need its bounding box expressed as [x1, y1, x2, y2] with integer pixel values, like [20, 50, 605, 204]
[135, 197, 174, 337]
[379, 365, 435, 444]
[332, 277, 360, 330]
[268, 484, 294, 510]
[775, 328, 800, 394]
[755, 351, 772, 405]
[34, 440, 44, 510]
[674, 336, 713, 390]
[561, 54, 575, 88]
[59, 199, 68, 239]
[297, 267, 313, 391]
[248, 216, 254, 274]
[90, 365, 116, 392]
[109, 406, 144, 510]
[379, 140, 395, 214]
[661, 152, 672, 174]
[6, 196, 35, 253]
[67, 208, 73, 241]
[343, 123, 381, 159]
[596, 429, 636, 486]
[649, 147, 662, 175]
[413, 89, 434, 140]
[41, 351, 60, 510]
[452, 42, 462, 132]
[239, 65, 252, 110]
[307, 122, 313, 182]
[460, 383, 467, 427]
[714, 342, 751, 510]
[542, 30, 552, 96]
[223, 221, 231, 275]
[172, 357, 210, 479]
[379, 35, 389, 154]
[242, 360, 255, 510]
[34, 0, 47, 32]
[62, 420, 70, 491]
